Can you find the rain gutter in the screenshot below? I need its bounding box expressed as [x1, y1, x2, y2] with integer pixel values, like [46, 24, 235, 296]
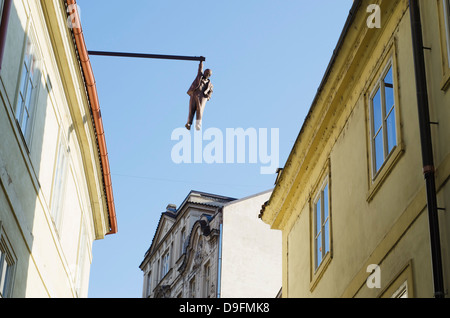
[66, 0, 117, 235]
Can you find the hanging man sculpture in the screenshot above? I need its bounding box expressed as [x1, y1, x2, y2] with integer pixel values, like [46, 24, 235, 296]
[186, 60, 213, 131]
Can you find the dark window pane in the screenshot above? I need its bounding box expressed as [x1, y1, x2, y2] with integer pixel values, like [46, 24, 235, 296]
[385, 85, 394, 115]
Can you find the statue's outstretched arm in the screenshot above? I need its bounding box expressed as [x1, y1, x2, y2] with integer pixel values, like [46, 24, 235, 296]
[198, 60, 204, 75]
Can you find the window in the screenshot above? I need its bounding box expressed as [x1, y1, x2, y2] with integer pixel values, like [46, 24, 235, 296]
[313, 179, 330, 271]
[161, 250, 170, 278]
[15, 31, 40, 145]
[75, 224, 87, 296]
[444, 0, 450, 65]
[380, 262, 413, 298]
[203, 262, 211, 298]
[180, 227, 186, 257]
[50, 135, 69, 232]
[391, 281, 408, 298]
[0, 0, 4, 25]
[370, 63, 397, 177]
[190, 276, 196, 298]
[438, 0, 450, 90]
[0, 233, 15, 298]
[146, 271, 152, 297]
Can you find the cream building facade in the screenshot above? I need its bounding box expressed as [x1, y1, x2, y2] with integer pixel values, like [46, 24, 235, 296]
[260, 0, 450, 298]
[220, 189, 281, 298]
[0, 0, 117, 297]
[140, 190, 281, 298]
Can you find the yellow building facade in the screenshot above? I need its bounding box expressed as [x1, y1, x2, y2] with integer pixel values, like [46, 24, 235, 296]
[0, 0, 116, 297]
[260, 0, 450, 298]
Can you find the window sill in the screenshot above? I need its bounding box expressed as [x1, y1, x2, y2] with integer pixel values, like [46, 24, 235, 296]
[309, 251, 332, 292]
[366, 141, 405, 202]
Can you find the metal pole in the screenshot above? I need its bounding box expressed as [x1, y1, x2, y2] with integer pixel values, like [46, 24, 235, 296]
[88, 50, 205, 62]
[409, 0, 445, 298]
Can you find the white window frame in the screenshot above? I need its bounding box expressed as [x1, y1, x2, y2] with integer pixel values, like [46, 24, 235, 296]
[75, 223, 87, 297]
[161, 250, 170, 278]
[190, 276, 196, 298]
[369, 60, 397, 178]
[203, 261, 211, 298]
[146, 270, 152, 297]
[14, 25, 41, 146]
[179, 227, 185, 257]
[0, 226, 16, 298]
[391, 281, 408, 298]
[50, 132, 69, 232]
[313, 177, 330, 272]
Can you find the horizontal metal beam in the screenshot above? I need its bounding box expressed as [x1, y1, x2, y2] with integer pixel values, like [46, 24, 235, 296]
[88, 50, 205, 62]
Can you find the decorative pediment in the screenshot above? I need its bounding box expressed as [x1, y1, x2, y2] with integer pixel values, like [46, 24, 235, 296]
[147, 212, 176, 256]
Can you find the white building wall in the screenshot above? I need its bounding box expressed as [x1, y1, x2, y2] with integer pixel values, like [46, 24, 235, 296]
[220, 190, 281, 298]
[0, 0, 108, 298]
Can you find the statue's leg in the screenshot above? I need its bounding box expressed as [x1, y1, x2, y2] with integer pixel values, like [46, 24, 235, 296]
[196, 98, 207, 131]
[186, 97, 196, 129]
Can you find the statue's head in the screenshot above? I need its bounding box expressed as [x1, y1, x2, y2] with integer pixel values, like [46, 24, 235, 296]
[204, 69, 212, 79]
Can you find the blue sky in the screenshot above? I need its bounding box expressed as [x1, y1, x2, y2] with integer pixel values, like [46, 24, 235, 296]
[77, 0, 353, 298]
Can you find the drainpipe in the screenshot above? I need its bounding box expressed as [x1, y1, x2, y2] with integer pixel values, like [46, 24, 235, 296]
[0, 0, 12, 71]
[216, 222, 223, 298]
[409, 0, 445, 298]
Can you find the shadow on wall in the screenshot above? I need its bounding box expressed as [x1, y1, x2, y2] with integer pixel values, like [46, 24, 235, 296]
[0, 1, 55, 297]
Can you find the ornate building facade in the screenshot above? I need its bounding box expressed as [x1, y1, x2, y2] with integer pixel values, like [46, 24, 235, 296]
[140, 191, 235, 298]
[140, 189, 281, 298]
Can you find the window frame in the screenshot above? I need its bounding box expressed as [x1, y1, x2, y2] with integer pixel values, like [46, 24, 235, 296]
[50, 132, 70, 233]
[0, 225, 16, 298]
[203, 261, 211, 298]
[365, 45, 404, 202]
[160, 249, 170, 279]
[438, 0, 450, 90]
[444, 0, 450, 66]
[313, 178, 330, 272]
[179, 227, 186, 257]
[190, 276, 196, 298]
[309, 161, 332, 291]
[0, 0, 4, 25]
[14, 25, 41, 147]
[146, 270, 152, 297]
[391, 281, 408, 298]
[380, 261, 414, 298]
[369, 60, 398, 179]
[75, 223, 88, 297]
